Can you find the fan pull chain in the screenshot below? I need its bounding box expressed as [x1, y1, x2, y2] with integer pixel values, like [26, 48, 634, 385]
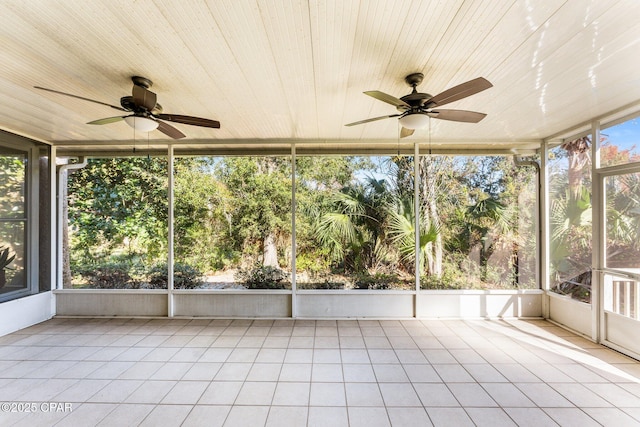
[133, 119, 136, 154]
[397, 121, 401, 156]
[428, 117, 432, 156]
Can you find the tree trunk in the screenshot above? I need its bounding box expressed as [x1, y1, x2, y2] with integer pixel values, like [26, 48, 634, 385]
[420, 157, 443, 277]
[262, 232, 279, 268]
[561, 137, 591, 199]
[428, 196, 443, 277]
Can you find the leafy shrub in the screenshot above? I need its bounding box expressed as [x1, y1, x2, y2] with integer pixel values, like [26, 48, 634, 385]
[75, 263, 136, 289]
[234, 265, 289, 289]
[352, 273, 398, 290]
[297, 281, 345, 290]
[296, 250, 331, 276]
[148, 263, 203, 289]
[551, 270, 591, 303]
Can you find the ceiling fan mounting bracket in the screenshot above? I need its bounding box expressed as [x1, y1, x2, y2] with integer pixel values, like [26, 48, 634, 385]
[404, 73, 424, 88]
[131, 76, 153, 89]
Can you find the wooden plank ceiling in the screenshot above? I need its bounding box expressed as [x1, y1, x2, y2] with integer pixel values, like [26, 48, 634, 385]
[0, 0, 638, 153]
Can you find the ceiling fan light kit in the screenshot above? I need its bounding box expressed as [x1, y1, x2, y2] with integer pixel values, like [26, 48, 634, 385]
[346, 72, 492, 137]
[124, 115, 159, 132]
[34, 76, 220, 139]
[398, 112, 430, 129]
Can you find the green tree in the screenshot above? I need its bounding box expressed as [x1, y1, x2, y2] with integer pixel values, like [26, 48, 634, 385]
[295, 156, 372, 276]
[549, 138, 593, 297]
[216, 157, 292, 268]
[314, 177, 391, 272]
[0, 151, 26, 286]
[605, 172, 640, 267]
[67, 158, 168, 267]
[386, 194, 438, 275]
[174, 157, 235, 272]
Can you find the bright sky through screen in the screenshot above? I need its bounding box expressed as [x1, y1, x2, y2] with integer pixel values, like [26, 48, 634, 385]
[603, 117, 639, 156]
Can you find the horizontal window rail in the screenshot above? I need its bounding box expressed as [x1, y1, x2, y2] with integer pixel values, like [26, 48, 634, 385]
[595, 268, 640, 282]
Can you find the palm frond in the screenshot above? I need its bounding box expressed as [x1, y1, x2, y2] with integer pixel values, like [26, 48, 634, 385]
[316, 212, 357, 246]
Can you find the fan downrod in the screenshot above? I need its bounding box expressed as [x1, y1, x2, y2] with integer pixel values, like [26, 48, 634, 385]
[132, 76, 153, 89]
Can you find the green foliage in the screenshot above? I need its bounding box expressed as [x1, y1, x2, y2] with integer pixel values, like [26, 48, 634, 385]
[148, 263, 203, 289]
[67, 158, 168, 266]
[173, 157, 238, 271]
[353, 273, 404, 290]
[234, 265, 289, 289]
[0, 154, 26, 220]
[386, 195, 439, 274]
[420, 252, 515, 290]
[551, 270, 591, 303]
[65, 154, 540, 291]
[296, 156, 369, 189]
[73, 262, 203, 290]
[295, 248, 332, 276]
[313, 177, 390, 272]
[0, 245, 15, 269]
[215, 157, 292, 264]
[296, 280, 345, 290]
[74, 263, 136, 289]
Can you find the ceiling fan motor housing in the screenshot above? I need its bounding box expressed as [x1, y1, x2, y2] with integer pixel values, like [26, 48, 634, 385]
[120, 96, 163, 114]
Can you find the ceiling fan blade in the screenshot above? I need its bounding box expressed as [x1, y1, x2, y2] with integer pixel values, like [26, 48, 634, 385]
[132, 85, 157, 111]
[34, 86, 128, 111]
[400, 127, 415, 138]
[156, 120, 186, 139]
[87, 116, 125, 125]
[364, 91, 410, 108]
[429, 109, 487, 123]
[156, 114, 220, 128]
[426, 77, 492, 107]
[345, 114, 400, 127]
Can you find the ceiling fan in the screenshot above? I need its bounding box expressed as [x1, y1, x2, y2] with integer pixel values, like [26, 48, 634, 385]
[34, 76, 220, 139]
[345, 73, 492, 138]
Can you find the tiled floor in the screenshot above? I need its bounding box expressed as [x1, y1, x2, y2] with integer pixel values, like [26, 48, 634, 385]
[1, 318, 640, 427]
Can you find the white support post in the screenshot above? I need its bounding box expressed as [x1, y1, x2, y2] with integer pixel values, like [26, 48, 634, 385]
[592, 120, 602, 342]
[168, 145, 174, 317]
[414, 142, 420, 318]
[29, 147, 40, 296]
[540, 141, 550, 318]
[291, 143, 297, 318]
[50, 146, 57, 295]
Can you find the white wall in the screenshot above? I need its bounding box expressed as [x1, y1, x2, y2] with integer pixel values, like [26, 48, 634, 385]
[548, 292, 592, 337]
[0, 292, 54, 336]
[50, 290, 544, 319]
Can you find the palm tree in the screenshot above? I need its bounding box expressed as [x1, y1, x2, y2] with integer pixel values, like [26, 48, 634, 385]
[549, 138, 594, 299]
[386, 195, 439, 275]
[461, 197, 515, 283]
[606, 172, 640, 267]
[314, 177, 389, 272]
[387, 155, 450, 277]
